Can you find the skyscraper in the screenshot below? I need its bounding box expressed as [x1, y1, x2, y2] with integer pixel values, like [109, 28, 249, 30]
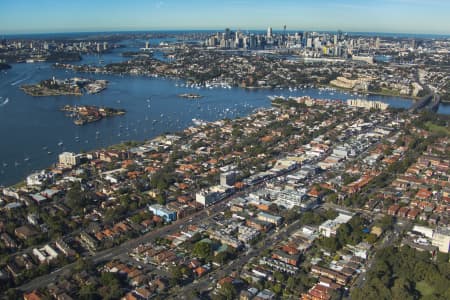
[267, 26, 272, 39]
[375, 37, 380, 49]
[225, 28, 231, 40]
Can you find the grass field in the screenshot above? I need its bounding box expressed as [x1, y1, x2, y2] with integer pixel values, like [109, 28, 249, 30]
[416, 281, 434, 297]
[425, 122, 450, 136]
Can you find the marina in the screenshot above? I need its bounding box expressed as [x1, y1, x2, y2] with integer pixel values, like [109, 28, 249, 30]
[0, 46, 449, 186]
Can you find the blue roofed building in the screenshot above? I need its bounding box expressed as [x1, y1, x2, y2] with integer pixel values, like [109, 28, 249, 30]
[148, 204, 177, 222]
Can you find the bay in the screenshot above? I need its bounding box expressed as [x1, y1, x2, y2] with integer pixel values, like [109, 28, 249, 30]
[0, 48, 448, 186]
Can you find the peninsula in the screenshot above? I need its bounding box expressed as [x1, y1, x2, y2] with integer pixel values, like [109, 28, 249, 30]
[20, 77, 108, 97]
[61, 105, 126, 125]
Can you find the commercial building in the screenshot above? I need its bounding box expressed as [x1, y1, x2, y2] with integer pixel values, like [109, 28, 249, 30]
[347, 99, 389, 111]
[238, 225, 260, 244]
[272, 249, 301, 266]
[346, 242, 372, 259]
[80, 231, 98, 251]
[55, 239, 76, 256]
[273, 189, 307, 209]
[26, 170, 51, 186]
[352, 55, 374, 64]
[58, 152, 81, 168]
[259, 257, 298, 275]
[196, 185, 233, 206]
[257, 212, 283, 227]
[319, 213, 353, 237]
[148, 204, 177, 222]
[220, 171, 237, 187]
[32, 245, 58, 263]
[412, 225, 434, 239]
[432, 227, 450, 253]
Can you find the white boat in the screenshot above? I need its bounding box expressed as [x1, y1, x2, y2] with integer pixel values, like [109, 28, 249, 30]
[57, 141, 63, 147]
[192, 118, 207, 126]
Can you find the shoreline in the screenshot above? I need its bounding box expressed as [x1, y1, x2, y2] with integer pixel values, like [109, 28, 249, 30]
[53, 63, 437, 102]
[19, 77, 108, 97]
[20, 86, 82, 97]
[0, 93, 431, 189]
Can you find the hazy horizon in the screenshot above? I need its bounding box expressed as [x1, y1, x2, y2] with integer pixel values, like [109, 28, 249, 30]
[1, 0, 450, 35]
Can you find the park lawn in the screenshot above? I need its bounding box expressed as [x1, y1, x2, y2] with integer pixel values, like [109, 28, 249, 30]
[416, 281, 434, 297]
[425, 122, 450, 136]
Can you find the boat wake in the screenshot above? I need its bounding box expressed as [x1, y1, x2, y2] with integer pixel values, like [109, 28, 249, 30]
[0, 97, 9, 107]
[11, 76, 30, 86]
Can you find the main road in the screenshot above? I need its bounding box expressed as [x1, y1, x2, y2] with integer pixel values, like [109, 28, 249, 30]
[17, 205, 214, 292]
[169, 218, 303, 299]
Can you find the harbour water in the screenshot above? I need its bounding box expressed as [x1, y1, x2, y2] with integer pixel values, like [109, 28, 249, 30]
[0, 43, 449, 186]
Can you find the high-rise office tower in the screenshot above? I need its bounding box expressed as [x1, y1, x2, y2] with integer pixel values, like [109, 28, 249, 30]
[375, 37, 380, 49]
[249, 34, 257, 49]
[225, 28, 231, 40]
[267, 26, 273, 39]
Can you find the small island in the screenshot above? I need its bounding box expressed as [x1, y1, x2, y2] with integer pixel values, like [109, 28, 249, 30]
[20, 77, 108, 97]
[61, 105, 126, 125]
[178, 93, 203, 99]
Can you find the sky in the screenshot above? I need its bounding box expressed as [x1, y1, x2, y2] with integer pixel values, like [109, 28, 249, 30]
[1, 0, 450, 35]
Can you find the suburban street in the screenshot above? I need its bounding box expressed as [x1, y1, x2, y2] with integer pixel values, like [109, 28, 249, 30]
[170, 219, 302, 299]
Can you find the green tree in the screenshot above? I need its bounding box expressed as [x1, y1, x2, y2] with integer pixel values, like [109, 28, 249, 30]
[273, 271, 285, 283]
[365, 233, 378, 244]
[217, 282, 237, 300]
[286, 276, 296, 292]
[192, 241, 212, 260]
[169, 265, 183, 284]
[79, 284, 99, 300]
[391, 278, 415, 300]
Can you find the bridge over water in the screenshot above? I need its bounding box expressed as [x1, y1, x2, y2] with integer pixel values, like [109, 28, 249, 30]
[409, 94, 441, 113]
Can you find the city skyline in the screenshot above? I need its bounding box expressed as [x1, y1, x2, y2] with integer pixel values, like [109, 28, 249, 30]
[1, 0, 450, 35]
